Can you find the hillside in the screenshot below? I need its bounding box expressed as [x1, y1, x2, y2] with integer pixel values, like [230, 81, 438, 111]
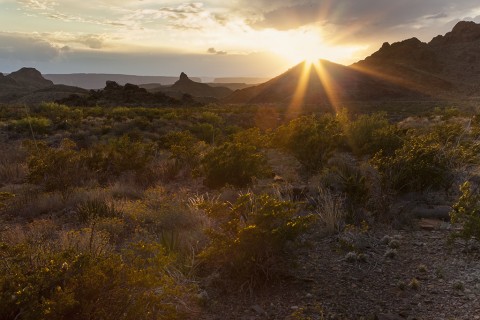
[224, 60, 426, 105]
[0, 68, 86, 103]
[353, 21, 480, 98]
[224, 21, 480, 105]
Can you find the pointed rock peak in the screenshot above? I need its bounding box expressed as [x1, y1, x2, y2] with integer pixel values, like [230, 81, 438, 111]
[381, 42, 390, 50]
[452, 21, 479, 33]
[179, 72, 189, 81]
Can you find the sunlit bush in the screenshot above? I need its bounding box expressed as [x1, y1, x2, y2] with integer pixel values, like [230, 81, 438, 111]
[202, 142, 271, 188]
[450, 181, 480, 241]
[274, 114, 345, 171]
[345, 113, 403, 156]
[0, 241, 196, 320]
[371, 133, 455, 192]
[197, 193, 312, 283]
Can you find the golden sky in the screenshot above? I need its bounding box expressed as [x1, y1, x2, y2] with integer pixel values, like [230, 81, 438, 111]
[1, 0, 480, 77]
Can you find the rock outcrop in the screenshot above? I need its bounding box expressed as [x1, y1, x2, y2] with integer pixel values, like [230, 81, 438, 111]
[354, 21, 480, 98]
[57, 81, 189, 107]
[169, 72, 232, 99]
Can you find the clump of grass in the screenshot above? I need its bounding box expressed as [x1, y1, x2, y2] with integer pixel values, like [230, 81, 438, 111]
[397, 280, 406, 291]
[453, 281, 465, 291]
[310, 188, 346, 235]
[417, 264, 428, 273]
[409, 278, 420, 290]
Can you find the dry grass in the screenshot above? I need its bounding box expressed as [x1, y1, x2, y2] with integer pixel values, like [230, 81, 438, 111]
[0, 143, 27, 185]
[310, 188, 346, 235]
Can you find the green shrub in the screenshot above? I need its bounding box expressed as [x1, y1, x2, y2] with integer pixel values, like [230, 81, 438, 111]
[10, 117, 52, 134]
[198, 193, 312, 282]
[25, 139, 88, 195]
[345, 113, 403, 156]
[202, 142, 271, 188]
[450, 181, 480, 241]
[232, 127, 270, 148]
[274, 114, 344, 171]
[0, 241, 196, 320]
[371, 133, 455, 192]
[87, 136, 156, 184]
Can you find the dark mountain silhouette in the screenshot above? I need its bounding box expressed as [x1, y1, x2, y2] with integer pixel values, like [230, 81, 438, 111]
[8, 68, 53, 89]
[0, 68, 86, 103]
[56, 81, 193, 107]
[142, 72, 233, 102]
[224, 60, 426, 105]
[224, 21, 480, 105]
[353, 21, 480, 98]
[169, 72, 232, 98]
[44, 73, 201, 89]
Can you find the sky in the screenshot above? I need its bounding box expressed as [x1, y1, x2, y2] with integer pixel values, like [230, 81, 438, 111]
[1, 0, 480, 77]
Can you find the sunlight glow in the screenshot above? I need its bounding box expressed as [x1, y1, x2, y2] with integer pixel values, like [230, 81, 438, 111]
[288, 60, 342, 115]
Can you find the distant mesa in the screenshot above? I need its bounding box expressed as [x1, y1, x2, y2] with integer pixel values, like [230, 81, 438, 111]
[0, 67, 85, 104]
[8, 67, 53, 89]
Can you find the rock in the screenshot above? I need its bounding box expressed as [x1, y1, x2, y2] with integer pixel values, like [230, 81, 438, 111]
[250, 305, 266, 316]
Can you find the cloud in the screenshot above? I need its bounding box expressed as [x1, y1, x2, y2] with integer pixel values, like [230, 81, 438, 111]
[73, 34, 106, 49]
[207, 47, 227, 55]
[0, 32, 60, 61]
[242, 0, 480, 42]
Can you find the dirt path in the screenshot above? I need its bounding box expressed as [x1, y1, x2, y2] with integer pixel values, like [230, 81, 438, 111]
[200, 224, 480, 319]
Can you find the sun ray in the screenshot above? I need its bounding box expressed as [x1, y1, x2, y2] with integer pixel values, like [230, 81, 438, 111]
[312, 60, 342, 113]
[288, 61, 312, 117]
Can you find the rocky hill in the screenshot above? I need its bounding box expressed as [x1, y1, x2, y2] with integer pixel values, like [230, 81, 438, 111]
[224, 60, 426, 105]
[44, 73, 202, 90]
[147, 72, 232, 102]
[0, 68, 86, 103]
[225, 21, 480, 105]
[56, 81, 191, 107]
[353, 21, 480, 98]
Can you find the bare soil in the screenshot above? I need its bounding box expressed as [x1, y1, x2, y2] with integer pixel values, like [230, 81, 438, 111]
[199, 221, 480, 320]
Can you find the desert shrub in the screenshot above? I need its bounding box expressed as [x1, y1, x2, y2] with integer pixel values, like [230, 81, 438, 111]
[25, 139, 88, 195]
[190, 123, 217, 143]
[37, 102, 82, 128]
[0, 241, 196, 320]
[86, 136, 156, 184]
[124, 187, 206, 253]
[449, 181, 480, 241]
[160, 131, 207, 176]
[197, 193, 312, 283]
[274, 114, 344, 171]
[371, 133, 455, 192]
[0, 144, 26, 184]
[76, 198, 121, 223]
[202, 142, 271, 188]
[10, 116, 52, 134]
[232, 127, 271, 148]
[345, 113, 403, 156]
